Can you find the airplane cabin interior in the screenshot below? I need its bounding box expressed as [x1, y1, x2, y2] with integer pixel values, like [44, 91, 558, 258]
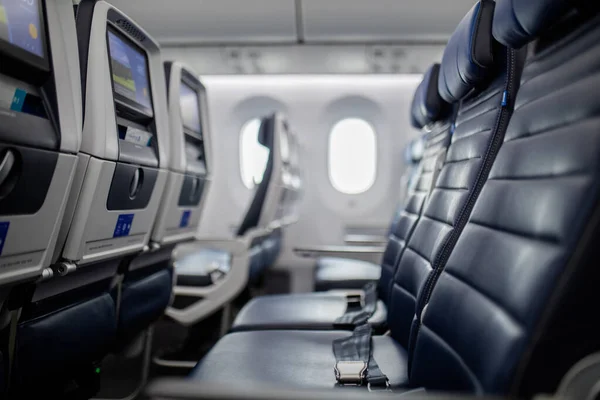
[0, 0, 599, 399]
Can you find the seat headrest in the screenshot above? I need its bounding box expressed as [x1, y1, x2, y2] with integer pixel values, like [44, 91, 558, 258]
[492, 0, 584, 48]
[438, 0, 496, 103]
[257, 117, 272, 148]
[411, 64, 449, 129]
[404, 136, 425, 165]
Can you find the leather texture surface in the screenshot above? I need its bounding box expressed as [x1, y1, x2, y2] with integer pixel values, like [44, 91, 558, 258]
[230, 293, 387, 332]
[411, 64, 449, 128]
[314, 258, 381, 291]
[378, 123, 451, 303]
[438, 0, 496, 103]
[389, 35, 514, 351]
[492, 0, 574, 49]
[190, 330, 408, 389]
[410, 10, 600, 396]
[14, 292, 116, 387]
[118, 268, 173, 345]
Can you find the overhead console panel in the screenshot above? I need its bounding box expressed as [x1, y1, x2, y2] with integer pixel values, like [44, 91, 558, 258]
[153, 61, 212, 245]
[62, 1, 169, 265]
[0, 0, 81, 284]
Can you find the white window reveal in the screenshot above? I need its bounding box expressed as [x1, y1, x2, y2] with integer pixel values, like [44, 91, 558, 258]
[240, 118, 269, 189]
[328, 118, 377, 194]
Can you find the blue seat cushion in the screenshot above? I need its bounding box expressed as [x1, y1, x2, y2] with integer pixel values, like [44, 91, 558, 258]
[230, 292, 386, 332]
[190, 330, 408, 389]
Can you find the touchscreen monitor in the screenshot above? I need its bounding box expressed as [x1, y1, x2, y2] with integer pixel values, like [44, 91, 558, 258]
[107, 29, 153, 114]
[179, 81, 201, 135]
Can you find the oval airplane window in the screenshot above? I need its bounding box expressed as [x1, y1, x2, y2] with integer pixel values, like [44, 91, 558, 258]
[328, 118, 377, 194]
[240, 118, 269, 189]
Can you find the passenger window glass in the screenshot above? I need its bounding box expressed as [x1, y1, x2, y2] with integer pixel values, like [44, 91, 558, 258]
[328, 118, 377, 194]
[240, 118, 269, 189]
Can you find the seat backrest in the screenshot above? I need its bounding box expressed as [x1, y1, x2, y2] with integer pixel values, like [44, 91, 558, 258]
[389, 135, 426, 236]
[409, 1, 600, 396]
[237, 115, 275, 236]
[386, 0, 522, 349]
[377, 63, 452, 302]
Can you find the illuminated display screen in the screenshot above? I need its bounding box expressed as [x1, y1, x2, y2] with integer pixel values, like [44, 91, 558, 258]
[180, 82, 201, 134]
[0, 0, 45, 58]
[107, 29, 153, 112]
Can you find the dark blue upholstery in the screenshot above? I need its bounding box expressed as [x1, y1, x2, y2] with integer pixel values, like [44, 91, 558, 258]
[409, 5, 600, 397]
[388, 0, 515, 350]
[247, 244, 264, 284]
[237, 115, 274, 236]
[190, 330, 409, 389]
[492, 0, 574, 49]
[378, 123, 451, 303]
[117, 268, 173, 346]
[14, 292, 116, 389]
[188, 2, 600, 396]
[438, 0, 496, 103]
[411, 64, 449, 129]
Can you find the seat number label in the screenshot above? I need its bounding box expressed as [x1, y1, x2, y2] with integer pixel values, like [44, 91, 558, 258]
[180, 210, 191, 228]
[113, 214, 134, 238]
[0, 222, 8, 256]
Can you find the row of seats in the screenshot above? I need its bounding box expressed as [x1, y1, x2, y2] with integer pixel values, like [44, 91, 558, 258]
[0, 0, 301, 396]
[179, 0, 600, 397]
[314, 123, 428, 292]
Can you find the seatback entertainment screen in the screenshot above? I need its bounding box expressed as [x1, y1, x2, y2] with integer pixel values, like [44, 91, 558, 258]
[107, 29, 153, 115]
[179, 82, 201, 135]
[0, 0, 45, 58]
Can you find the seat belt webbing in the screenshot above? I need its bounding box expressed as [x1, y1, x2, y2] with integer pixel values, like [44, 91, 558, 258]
[332, 323, 389, 389]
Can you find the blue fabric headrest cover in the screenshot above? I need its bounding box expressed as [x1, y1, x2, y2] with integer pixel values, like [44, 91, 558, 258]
[438, 0, 496, 103]
[411, 63, 449, 129]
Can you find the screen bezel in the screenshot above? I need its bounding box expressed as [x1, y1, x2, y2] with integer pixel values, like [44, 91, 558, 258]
[0, 0, 50, 74]
[179, 79, 202, 136]
[106, 24, 154, 118]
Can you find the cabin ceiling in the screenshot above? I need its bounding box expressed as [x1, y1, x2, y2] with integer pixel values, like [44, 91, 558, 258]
[106, 0, 476, 45]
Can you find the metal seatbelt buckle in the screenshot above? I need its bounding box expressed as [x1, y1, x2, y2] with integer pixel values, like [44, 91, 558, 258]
[334, 361, 367, 385]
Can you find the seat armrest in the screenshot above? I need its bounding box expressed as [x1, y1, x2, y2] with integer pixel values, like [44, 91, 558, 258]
[344, 234, 388, 246]
[294, 245, 386, 259]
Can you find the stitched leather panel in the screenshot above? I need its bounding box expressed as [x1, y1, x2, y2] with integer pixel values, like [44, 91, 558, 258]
[378, 123, 451, 302]
[410, 12, 600, 396]
[388, 64, 509, 349]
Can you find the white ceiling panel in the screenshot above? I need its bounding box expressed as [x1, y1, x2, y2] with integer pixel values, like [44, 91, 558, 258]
[106, 0, 298, 44]
[301, 0, 477, 42]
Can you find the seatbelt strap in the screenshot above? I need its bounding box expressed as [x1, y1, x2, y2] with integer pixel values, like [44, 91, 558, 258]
[332, 323, 390, 390]
[334, 282, 378, 326]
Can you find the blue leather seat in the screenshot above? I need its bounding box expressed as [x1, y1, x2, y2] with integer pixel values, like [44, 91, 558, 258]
[190, 1, 556, 392]
[229, 63, 453, 333]
[190, 1, 600, 394]
[409, 1, 600, 396]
